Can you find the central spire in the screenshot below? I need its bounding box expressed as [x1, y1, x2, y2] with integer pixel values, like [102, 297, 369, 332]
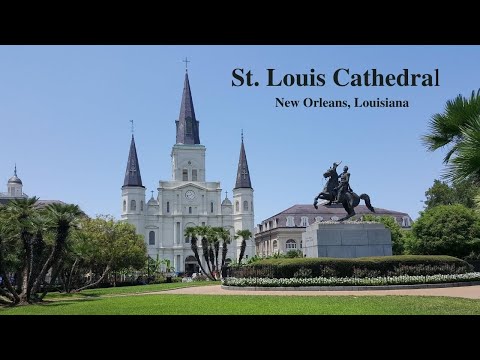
[176, 72, 200, 145]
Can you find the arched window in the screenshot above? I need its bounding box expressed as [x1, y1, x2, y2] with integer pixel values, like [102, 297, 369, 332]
[243, 201, 248, 211]
[189, 206, 192, 214]
[131, 200, 136, 211]
[167, 201, 170, 213]
[149, 231, 155, 245]
[273, 240, 278, 252]
[192, 169, 198, 181]
[210, 201, 214, 213]
[251, 201, 254, 211]
[123, 200, 126, 212]
[182, 169, 188, 181]
[140, 201, 144, 211]
[286, 239, 297, 250]
[235, 201, 239, 212]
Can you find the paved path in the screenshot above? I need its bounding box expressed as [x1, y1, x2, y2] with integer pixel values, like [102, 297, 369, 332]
[158, 284, 480, 299]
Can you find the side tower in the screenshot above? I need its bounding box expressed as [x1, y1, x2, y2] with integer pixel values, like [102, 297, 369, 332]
[232, 132, 255, 261]
[7, 164, 23, 197]
[121, 135, 146, 235]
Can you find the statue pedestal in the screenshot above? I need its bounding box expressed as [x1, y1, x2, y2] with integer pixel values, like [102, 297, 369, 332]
[302, 222, 392, 258]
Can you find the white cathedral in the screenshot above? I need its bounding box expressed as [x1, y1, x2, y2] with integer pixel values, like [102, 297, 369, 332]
[121, 72, 255, 274]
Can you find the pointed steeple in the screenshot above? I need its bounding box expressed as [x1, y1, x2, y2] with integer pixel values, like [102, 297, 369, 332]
[123, 135, 144, 188]
[234, 132, 252, 189]
[176, 72, 200, 145]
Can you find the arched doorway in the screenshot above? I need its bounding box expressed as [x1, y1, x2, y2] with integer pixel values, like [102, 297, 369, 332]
[184, 255, 199, 276]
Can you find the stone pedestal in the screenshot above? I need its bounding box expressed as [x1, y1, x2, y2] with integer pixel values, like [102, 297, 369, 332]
[302, 222, 392, 258]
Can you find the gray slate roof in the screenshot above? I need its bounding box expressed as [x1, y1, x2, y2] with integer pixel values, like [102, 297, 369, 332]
[0, 198, 65, 207]
[176, 72, 200, 145]
[123, 135, 144, 188]
[260, 203, 411, 229]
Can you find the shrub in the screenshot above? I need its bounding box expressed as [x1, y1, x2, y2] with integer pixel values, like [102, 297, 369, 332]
[223, 272, 480, 287]
[227, 255, 472, 279]
[286, 250, 303, 258]
[413, 204, 480, 258]
[293, 267, 312, 278]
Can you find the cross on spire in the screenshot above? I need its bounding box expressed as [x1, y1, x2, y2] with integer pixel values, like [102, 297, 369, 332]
[130, 120, 134, 135]
[151, 190, 154, 198]
[225, 190, 228, 198]
[241, 169, 248, 179]
[241, 129, 244, 142]
[183, 57, 190, 72]
[14, 163, 17, 176]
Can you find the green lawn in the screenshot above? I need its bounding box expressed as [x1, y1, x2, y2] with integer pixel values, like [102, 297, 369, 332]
[2, 294, 480, 315]
[44, 281, 219, 299]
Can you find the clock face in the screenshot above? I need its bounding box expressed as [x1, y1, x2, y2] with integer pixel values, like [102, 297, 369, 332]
[185, 190, 196, 200]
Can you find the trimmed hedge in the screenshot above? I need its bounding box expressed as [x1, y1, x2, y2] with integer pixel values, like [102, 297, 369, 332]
[226, 255, 473, 279]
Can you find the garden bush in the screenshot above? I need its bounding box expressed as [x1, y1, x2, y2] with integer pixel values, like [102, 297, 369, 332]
[227, 255, 472, 279]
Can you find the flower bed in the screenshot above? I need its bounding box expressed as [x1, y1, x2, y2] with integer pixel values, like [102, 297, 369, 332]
[222, 272, 480, 287]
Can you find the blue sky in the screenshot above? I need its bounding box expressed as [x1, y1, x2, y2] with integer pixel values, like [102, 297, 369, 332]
[1, 45, 479, 223]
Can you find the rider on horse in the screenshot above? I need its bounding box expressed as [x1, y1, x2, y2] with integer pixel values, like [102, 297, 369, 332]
[334, 165, 353, 203]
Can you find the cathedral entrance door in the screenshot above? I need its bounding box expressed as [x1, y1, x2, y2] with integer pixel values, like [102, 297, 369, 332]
[185, 256, 199, 276]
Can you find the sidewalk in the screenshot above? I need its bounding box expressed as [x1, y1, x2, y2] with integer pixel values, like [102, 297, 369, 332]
[161, 284, 480, 299]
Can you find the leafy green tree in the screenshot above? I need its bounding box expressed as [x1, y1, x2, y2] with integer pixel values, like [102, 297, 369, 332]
[424, 179, 477, 210]
[235, 229, 252, 264]
[67, 215, 147, 292]
[412, 204, 480, 258]
[363, 214, 405, 255]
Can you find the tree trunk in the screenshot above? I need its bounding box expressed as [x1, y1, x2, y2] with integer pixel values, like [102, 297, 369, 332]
[0, 236, 20, 304]
[19, 230, 32, 302]
[201, 238, 215, 280]
[238, 240, 246, 264]
[66, 258, 79, 293]
[73, 264, 111, 292]
[214, 241, 220, 277]
[221, 240, 228, 268]
[190, 237, 210, 278]
[38, 259, 64, 301]
[30, 228, 68, 296]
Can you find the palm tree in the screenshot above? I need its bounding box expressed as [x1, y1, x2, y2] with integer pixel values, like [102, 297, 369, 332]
[217, 227, 231, 276]
[211, 227, 223, 275]
[197, 225, 215, 280]
[184, 226, 209, 278]
[422, 89, 480, 164]
[5, 197, 39, 302]
[31, 203, 83, 296]
[235, 229, 252, 265]
[444, 115, 480, 184]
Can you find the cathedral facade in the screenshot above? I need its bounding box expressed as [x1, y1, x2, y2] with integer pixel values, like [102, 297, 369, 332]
[121, 72, 255, 274]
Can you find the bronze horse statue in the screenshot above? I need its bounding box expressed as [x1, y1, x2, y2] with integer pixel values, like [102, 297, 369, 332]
[313, 164, 375, 221]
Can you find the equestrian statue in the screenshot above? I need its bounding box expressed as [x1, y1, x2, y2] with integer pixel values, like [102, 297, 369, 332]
[313, 162, 375, 221]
